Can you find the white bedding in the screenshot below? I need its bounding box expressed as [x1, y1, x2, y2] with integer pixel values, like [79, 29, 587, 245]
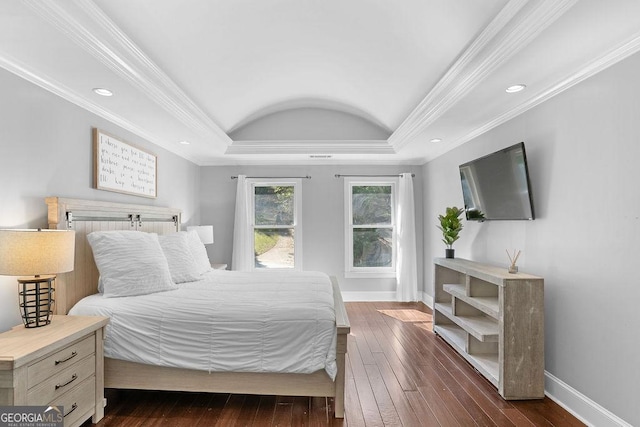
[69, 270, 338, 379]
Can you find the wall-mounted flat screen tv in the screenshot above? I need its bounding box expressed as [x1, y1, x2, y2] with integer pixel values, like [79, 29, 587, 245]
[459, 142, 535, 221]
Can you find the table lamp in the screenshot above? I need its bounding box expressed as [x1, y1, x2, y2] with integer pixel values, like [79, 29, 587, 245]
[187, 225, 214, 245]
[0, 229, 75, 328]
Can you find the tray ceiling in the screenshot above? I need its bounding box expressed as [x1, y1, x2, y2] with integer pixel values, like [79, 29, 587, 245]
[1, 0, 640, 165]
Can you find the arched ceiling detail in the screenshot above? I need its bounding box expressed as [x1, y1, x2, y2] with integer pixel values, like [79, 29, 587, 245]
[229, 101, 391, 142]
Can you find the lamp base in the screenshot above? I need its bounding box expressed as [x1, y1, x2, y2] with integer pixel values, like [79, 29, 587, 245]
[18, 275, 55, 328]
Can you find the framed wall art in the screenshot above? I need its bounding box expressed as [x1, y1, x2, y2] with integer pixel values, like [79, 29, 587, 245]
[93, 128, 157, 198]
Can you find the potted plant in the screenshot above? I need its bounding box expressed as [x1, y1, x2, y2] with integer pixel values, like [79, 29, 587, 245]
[437, 206, 464, 258]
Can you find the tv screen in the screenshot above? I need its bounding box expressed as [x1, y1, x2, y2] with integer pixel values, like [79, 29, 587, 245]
[459, 142, 535, 221]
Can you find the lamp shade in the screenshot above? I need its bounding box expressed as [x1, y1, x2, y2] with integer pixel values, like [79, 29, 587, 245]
[187, 225, 214, 244]
[0, 229, 75, 276]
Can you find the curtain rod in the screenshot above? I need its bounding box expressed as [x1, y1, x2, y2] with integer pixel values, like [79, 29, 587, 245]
[231, 175, 311, 179]
[334, 173, 415, 178]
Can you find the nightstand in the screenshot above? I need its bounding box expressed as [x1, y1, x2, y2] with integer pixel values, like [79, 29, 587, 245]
[0, 315, 109, 427]
[212, 263, 228, 270]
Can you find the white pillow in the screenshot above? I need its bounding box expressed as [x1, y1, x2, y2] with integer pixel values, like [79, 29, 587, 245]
[158, 232, 202, 283]
[184, 230, 212, 275]
[87, 230, 177, 298]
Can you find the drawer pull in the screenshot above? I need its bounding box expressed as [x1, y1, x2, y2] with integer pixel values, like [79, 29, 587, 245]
[55, 374, 78, 390]
[64, 403, 78, 418]
[55, 351, 77, 365]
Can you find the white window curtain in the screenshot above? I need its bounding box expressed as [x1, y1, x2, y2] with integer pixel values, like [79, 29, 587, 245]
[396, 173, 418, 302]
[231, 175, 252, 271]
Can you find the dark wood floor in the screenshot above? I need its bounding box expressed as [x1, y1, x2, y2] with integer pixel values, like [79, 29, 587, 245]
[88, 302, 585, 426]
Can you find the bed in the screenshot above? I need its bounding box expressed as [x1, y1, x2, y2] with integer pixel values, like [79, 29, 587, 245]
[45, 197, 350, 418]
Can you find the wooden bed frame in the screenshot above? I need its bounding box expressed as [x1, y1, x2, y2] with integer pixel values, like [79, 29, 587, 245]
[45, 197, 350, 418]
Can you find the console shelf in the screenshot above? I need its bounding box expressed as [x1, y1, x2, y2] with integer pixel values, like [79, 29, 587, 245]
[434, 302, 499, 342]
[433, 258, 544, 400]
[442, 283, 499, 318]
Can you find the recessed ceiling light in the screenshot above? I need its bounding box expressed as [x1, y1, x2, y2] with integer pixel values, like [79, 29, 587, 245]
[92, 87, 113, 97]
[506, 84, 526, 93]
[179, 140, 190, 145]
[430, 138, 443, 143]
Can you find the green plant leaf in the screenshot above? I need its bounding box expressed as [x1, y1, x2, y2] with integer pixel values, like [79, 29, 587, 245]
[436, 206, 464, 249]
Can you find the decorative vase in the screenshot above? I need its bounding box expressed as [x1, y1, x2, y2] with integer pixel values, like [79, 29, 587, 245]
[445, 248, 455, 259]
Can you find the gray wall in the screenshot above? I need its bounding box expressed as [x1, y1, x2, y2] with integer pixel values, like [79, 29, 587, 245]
[422, 51, 640, 425]
[3, 38, 636, 425]
[199, 164, 423, 297]
[0, 68, 201, 331]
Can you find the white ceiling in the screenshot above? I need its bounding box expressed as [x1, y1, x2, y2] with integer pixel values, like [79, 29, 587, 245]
[2, 0, 640, 166]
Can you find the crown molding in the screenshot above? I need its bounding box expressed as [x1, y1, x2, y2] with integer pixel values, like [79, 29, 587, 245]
[225, 140, 395, 155]
[21, 0, 231, 146]
[0, 53, 155, 141]
[420, 30, 640, 164]
[0, 52, 203, 165]
[200, 156, 420, 167]
[389, 0, 579, 151]
[389, 0, 528, 147]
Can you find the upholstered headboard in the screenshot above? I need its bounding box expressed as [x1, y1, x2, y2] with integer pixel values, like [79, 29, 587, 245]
[46, 197, 181, 314]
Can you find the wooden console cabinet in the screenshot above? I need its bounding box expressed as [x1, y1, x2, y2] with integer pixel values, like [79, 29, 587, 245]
[0, 315, 109, 427]
[433, 258, 544, 399]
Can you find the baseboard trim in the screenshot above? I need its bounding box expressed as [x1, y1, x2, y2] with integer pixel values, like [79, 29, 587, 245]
[341, 291, 397, 302]
[544, 372, 631, 427]
[421, 291, 434, 308]
[341, 291, 435, 306]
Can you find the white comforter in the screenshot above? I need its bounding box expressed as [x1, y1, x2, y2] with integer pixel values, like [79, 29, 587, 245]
[69, 270, 338, 379]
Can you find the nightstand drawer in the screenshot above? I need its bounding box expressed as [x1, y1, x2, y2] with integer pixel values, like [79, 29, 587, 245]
[27, 354, 95, 405]
[0, 315, 108, 426]
[56, 376, 96, 427]
[27, 335, 94, 387]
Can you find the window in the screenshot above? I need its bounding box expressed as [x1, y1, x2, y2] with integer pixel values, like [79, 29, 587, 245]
[250, 179, 302, 270]
[344, 179, 397, 278]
